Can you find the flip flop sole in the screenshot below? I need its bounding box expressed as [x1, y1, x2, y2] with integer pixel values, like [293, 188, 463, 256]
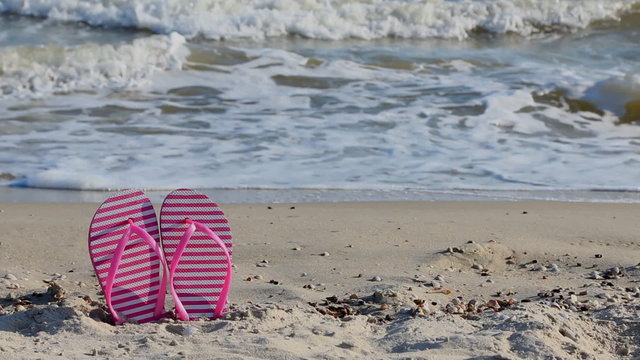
[160, 189, 233, 319]
[88, 190, 163, 324]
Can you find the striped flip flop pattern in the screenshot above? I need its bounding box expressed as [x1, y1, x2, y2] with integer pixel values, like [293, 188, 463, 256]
[160, 189, 233, 320]
[88, 190, 164, 324]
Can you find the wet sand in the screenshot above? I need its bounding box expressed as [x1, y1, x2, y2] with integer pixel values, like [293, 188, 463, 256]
[1, 201, 639, 359]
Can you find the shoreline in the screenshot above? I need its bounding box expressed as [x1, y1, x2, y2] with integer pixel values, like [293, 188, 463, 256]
[2, 186, 640, 204]
[1, 201, 640, 358]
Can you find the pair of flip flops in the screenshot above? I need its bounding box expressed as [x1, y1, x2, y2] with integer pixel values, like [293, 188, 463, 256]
[87, 189, 233, 324]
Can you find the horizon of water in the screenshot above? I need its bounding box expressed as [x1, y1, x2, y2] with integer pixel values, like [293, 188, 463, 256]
[0, 0, 639, 202]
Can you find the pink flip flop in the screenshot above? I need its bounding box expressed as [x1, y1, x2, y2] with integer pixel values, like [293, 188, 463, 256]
[160, 189, 233, 321]
[88, 190, 168, 324]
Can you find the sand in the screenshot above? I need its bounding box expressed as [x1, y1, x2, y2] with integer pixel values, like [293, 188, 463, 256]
[1, 201, 640, 359]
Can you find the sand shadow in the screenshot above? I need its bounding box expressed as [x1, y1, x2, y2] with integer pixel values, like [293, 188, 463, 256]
[0, 304, 79, 336]
[0, 282, 86, 336]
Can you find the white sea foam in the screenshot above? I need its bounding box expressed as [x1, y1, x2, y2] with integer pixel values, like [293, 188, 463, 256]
[0, 0, 637, 40]
[4, 43, 639, 192]
[0, 32, 188, 97]
[1, 10, 639, 193]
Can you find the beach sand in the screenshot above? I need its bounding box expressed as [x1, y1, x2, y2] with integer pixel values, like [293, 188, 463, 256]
[1, 201, 639, 359]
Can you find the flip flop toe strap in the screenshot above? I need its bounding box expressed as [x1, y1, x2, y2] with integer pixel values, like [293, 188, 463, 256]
[104, 219, 168, 324]
[169, 219, 232, 321]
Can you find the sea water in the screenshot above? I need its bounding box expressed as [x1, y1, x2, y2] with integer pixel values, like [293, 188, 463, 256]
[0, 0, 639, 201]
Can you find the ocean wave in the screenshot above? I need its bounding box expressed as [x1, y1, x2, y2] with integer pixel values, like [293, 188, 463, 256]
[0, 32, 188, 97]
[582, 74, 640, 123]
[0, 0, 638, 40]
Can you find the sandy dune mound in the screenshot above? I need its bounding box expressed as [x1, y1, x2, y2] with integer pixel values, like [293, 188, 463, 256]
[432, 241, 516, 273]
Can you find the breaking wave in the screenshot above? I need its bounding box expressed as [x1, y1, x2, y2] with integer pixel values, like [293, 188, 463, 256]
[0, 32, 188, 97]
[0, 0, 638, 40]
